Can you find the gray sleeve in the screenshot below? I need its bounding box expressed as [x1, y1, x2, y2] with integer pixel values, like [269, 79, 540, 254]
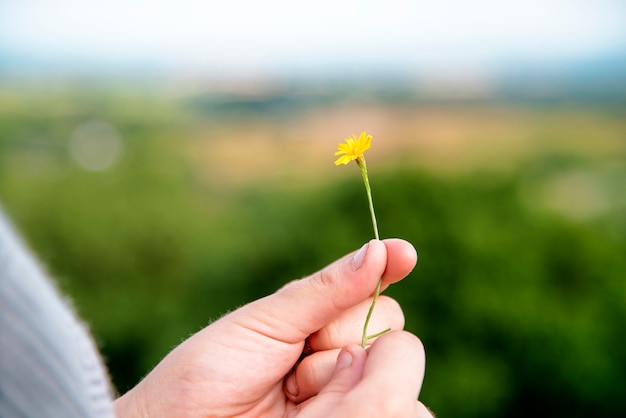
[0, 210, 115, 418]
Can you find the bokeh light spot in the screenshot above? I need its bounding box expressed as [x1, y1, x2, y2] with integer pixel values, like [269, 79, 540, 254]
[69, 120, 123, 172]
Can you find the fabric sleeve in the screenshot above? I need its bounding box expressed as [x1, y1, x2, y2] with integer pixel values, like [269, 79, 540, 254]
[0, 209, 115, 418]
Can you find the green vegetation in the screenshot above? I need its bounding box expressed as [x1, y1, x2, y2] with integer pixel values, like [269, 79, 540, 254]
[1, 82, 625, 417]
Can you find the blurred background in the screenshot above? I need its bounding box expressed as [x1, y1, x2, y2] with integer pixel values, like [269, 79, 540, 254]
[1, 1, 625, 416]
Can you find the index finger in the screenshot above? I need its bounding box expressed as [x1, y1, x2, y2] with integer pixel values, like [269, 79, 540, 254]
[379, 238, 418, 293]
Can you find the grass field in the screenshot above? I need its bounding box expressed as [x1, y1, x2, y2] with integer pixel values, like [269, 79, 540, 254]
[1, 80, 625, 417]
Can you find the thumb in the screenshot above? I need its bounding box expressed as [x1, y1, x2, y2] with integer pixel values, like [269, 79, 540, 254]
[287, 345, 367, 418]
[230, 239, 387, 344]
[319, 344, 367, 394]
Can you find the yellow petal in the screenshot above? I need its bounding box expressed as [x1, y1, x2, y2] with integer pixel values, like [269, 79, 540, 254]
[334, 131, 373, 165]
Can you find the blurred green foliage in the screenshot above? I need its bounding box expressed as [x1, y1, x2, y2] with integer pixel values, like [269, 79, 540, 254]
[1, 82, 625, 417]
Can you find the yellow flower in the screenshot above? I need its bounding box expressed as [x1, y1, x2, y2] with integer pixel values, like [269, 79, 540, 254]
[334, 131, 372, 166]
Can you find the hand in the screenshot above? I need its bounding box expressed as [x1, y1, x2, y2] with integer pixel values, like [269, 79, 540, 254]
[114, 239, 432, 417]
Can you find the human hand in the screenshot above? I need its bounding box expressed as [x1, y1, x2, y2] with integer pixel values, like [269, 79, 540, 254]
[114, 239, 431, 417]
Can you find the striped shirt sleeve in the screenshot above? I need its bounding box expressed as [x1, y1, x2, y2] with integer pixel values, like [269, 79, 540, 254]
[0, 210, 115, 418]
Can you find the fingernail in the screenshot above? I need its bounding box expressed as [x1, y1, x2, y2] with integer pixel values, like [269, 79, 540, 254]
[336, 349, 354, 371]
[284, 373, 298, 398]
[352, 242, 369, 270]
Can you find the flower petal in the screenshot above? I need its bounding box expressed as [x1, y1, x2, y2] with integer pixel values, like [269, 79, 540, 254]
[334, 131, 373, 166]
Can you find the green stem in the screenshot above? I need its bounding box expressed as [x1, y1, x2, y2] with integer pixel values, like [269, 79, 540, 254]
[357, 157, 383, 348]
[367, 327, 392, 340]
[358, 157, 379, 241]
[361, 276, 384, 348]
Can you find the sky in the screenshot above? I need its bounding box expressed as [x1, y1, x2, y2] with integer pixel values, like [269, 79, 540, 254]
[1, 0, 625, 78]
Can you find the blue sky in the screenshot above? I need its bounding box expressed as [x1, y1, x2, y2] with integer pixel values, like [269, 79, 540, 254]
[1, 0, 625, 77]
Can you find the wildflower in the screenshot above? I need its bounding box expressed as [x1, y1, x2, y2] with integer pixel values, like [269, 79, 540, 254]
[334, 131, 388, 348]
[334, 132, 372, 166]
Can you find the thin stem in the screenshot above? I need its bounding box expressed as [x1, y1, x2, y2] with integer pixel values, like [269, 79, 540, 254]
[367, 327, 392, 340]
[361, 277, 384, 348]
[358, 158, 379, 241]
[357, 157, 383, 348]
